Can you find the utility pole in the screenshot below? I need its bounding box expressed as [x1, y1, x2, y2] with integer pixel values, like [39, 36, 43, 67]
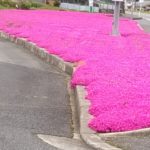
[112, 0, 123, 36]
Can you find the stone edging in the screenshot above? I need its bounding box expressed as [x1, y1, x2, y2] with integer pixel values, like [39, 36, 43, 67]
[74, 86, 122, 150]
[1, 31, 150, 150]
[0, 31, 74, 76]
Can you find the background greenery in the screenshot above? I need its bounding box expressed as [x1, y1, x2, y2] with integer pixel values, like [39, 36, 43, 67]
[0, 0, 61, 10]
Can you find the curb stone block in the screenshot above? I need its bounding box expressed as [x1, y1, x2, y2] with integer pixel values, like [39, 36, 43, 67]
[82, 134, 121, 150]
[16, 38, 27, 47]
[98, 127, 150, 138]
[5, 33, 9, 39]
[65, 62, 74, 75]
[46, 53, 53, 64]
[0, 32, 8, 39]
[80, 106, 95, 135]
[51, 54, 67, 72]
[30, 43, 36, 53]
[58, 61, 66, 72]
[75, 86, 122, 150]
[16, 38, 23, 45]
[10, 36, 16, 42]
[51, 54, 61, 66]
[33, 45, 39, 56]
[22, 38, 27, 47]
[37, 47, 44, 58]
[41, 49, 47, 59]
[25, 41, 33, 50]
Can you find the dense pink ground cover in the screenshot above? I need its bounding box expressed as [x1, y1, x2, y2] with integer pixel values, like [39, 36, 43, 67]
[0, 10, 150, 132]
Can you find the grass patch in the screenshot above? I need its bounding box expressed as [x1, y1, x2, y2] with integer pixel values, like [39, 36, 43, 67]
[0, 5, 7, 9]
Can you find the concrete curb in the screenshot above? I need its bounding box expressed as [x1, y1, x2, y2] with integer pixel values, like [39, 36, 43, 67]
[74, 86, 122, 150]
[74, 85, 150, 149]
[1, 31, 150, 150]
[0, 31, 74, 76]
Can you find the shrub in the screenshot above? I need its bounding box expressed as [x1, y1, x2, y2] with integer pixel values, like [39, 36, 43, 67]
[31, 2, 42, 8]
[53, 0, 60, 7]
[8, 1, 16, 7]
[0, 0, 16, 8]
[19, 2, 31, 10]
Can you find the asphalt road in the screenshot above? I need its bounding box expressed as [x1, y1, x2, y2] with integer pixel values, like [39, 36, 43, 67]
[0, 38, 72, 150]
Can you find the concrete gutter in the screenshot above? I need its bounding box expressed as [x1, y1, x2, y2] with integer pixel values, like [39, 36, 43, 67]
[1, 31, 150, 150]
[74, 86, 121, 150]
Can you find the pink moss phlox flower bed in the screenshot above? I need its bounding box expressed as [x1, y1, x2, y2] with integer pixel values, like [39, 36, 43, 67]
[0, 10, 150, 133]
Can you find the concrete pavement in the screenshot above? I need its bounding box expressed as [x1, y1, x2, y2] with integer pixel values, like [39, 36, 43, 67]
[137, 18, 150, 33]
[124, 11, 150, 33]
[0, 38, 92, 150]
[102, 133, 150, 150]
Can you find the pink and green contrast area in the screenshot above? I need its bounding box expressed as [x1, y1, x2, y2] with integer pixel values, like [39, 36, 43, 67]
[0, 10, 150, 133]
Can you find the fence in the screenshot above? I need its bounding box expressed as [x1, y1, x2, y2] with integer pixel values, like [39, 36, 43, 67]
[60, 3, 99, 12]
[60, 0, 115, 12]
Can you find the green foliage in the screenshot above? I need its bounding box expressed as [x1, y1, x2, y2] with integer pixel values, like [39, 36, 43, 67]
[0, 0, 17, 8]
[31, 2, 42, 8]
[53, 0, 60, 7]
[0, 0, 61, 10]
[18, 1, 43, 9]
[0, 4, 6, 9]
[19, 2, 31, 10]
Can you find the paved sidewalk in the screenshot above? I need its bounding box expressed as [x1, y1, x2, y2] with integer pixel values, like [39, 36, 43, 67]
[102, 133, 150, 150]
[137, 19, 150, 33]
[124, 12, 150, 33]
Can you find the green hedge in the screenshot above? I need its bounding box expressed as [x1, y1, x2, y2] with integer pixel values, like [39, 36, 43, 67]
[0, 0, 60, 10]
[0, 0, 16, 8]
